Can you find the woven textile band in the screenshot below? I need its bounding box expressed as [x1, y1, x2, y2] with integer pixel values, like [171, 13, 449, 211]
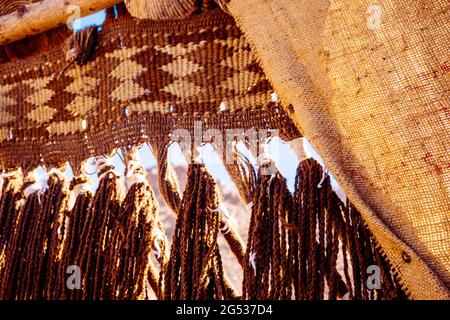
[0, 9, 299, 170]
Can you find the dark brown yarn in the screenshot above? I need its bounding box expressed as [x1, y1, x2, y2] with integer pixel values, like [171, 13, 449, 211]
[106, 157, 162, 300]
[58, 174, 94, 300]
[0, 171, 41, 299]
[223, 142, 256, 205]
[0, 172, 22, 256]
[10, 170, 68, 300]
[220, 221, 245, 267]
[0, 171, 23, 289]
[151, 141, 182, 213]
[0, 153, 408, 301]
[38, 170, 69, 300]
[286, 158, 407, 300]
[72, 159, 124, 300]
[163, 164, 227, 300]
[242, 163, 292, 300]
[152, 140, 247, 272]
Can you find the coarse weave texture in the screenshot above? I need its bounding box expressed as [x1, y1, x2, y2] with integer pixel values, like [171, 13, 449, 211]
[225, 0, 449, 299]
[0, 8, 299, 171]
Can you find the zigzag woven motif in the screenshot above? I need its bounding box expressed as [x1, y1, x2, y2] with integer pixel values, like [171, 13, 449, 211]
[0, 9, 299, 170]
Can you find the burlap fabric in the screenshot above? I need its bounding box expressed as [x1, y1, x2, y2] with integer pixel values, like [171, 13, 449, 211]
[225, 0, 449, 299]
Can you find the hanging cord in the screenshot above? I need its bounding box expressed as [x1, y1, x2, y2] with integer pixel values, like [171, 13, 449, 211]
[222, 139, 256, 205]
[72, 154, 123, 300]
[150, 141, 182, 213]
[106, 148, 166, 299]
[242, 156, 292, 300]
[0, 169, 23, 293]
[35, 168, 69, 300]
[152, 140, 247, 272]
[58, 170, 94, 300]
[163, 164, 229, 300]
[0, 169, 41, 299]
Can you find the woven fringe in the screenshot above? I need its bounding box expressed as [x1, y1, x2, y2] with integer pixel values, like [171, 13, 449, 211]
[60, 174, 94, 300]
[0, 149, 407, 300]
[163, 164, 229, 300]
[0, 171, 23, 294]
[105, 175, 159, 299]
[242, 163, 292, 299]
[223, 143, 256, 205]
[151, 141, 182, 213]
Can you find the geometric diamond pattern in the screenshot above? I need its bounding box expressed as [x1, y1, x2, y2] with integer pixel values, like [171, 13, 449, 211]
[154, 41, 206, 58]
[25, 88, 55, 107]
[65, 77, 98, 95]
[163, 79, 203, 98]
[23, 76, 54, 90]
[0, 19, 271, 146]
[0, 83, 17, 125]
[111, 80, 146, 102]
[26, 105, 57, 124]
[65, 95, 99, 117]
[105, 46, 148, 61]
[161, 57, 202, 78]
[220, 70, 260, 94]
[110, 60, 147, 81]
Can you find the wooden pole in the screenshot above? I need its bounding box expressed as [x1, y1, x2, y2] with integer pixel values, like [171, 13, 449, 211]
[0, 0, 122, 46]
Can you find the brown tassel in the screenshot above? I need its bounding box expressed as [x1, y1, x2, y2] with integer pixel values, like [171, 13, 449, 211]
[58, 173, 94, 300]
[151, 141, 247, 272]
[0, 171, 22, 255]
[0, 171, 23, 288]
[242, 162, 292, 300]
[340, 202, 407, 300]
[35, 169, 69, 300]
[289, 159, 356, 300]
[72, 156, 124, 300]
[10, 169, 68, 300]
[163, 164, 228, 300]
[106, 151, 164, 300]
[288, 158, 406, 300]
[0, 170, 41, 299]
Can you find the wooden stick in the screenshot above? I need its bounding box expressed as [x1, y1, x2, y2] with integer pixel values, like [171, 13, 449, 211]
[0, 0, 122, 46]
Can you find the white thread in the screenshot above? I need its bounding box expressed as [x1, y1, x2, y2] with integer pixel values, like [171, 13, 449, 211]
[42, 168, 63, 191]
[124, 158, 147, 190]
[126, 174, 146, 188]
[153, 238, 161, 259]
[288, 137, 310, 162]
[317, 168, 328, 188]
[23, 183, 41, 198]
[22, 170, 41, 198]
[250, 252, 257, 272]
[153, 227, 165, 259]
[256, 153, 271, 167]
[68, 182, 92, 211]
[220, 221, 230, 234]
[45, 168, 61, 177]
[246, 201, 253, 211]
[209, 204, 239, 232]
[220, 203, 239, 230]
[96, 156, 119, 181]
